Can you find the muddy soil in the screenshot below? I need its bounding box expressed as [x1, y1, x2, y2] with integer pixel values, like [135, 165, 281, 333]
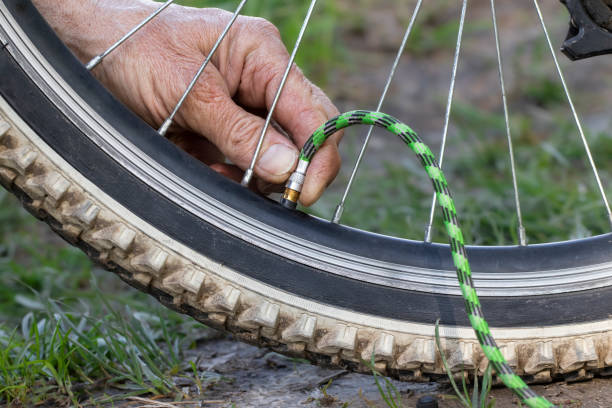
[113, 333, 612, 408]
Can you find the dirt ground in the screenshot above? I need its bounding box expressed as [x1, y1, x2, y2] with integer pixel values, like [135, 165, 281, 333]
[110, 334, 612, 408]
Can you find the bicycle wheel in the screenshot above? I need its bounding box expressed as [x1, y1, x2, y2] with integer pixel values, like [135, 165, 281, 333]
[1, 0, 611, 384]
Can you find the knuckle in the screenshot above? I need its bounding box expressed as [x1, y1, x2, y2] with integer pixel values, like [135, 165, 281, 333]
[260, 60, 286, 84]
[224, 115, 260, 161]
[249, 17, 281, 38]
[190, 75, 226, 105]
[243, 57, 286, 96]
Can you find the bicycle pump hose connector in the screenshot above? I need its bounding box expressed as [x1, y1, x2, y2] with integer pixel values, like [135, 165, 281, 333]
[280, 158, 308, 209]
[280, 110, 555, 408]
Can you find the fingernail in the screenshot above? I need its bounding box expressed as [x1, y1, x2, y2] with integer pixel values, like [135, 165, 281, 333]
[257, 144, 297, 176]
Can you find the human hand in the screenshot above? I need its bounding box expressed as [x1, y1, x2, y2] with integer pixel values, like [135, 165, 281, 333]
[34, 0, 341, 205]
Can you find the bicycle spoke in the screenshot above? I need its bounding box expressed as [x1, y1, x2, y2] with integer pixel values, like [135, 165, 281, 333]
[158, 0, 248, 137]
[424, 0, 468, 243]
[532, 0, 612, 229]
[490, 0, 527, 246]
[86, 0, 176, 70]
[331, 0, 424, 224]
[240, 0, 318, 187]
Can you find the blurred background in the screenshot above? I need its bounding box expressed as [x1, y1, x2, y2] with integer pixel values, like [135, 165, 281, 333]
[2, 0, 612, 405]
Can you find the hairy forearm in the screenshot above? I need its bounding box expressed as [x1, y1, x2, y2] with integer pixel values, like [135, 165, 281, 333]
[32, 0, 156, 62]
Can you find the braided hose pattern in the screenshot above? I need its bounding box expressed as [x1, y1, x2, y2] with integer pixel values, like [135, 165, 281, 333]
[298, 110, 554, 408]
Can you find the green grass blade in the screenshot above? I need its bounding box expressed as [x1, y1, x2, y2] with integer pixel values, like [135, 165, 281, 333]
[480, 362, 492, 408]
[434, 320, 470, 407]
[366, 347, 402, 407]
[461, 365, 471, 405]
[472, 368, 479, 408]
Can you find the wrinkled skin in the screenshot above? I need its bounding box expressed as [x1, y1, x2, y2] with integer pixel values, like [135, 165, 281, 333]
[33, 0, 342, 205]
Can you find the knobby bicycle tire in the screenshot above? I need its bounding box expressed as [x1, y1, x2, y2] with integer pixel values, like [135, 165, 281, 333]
[1, 0, 612, 384]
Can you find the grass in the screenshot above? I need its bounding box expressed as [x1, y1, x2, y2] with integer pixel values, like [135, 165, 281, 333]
[362, 354, 405, 408]
[2, 297, 187, 405]
[434, 321, 496, 408]
[359, 321, 498, 408]
[0, 192, 212, 406]
[405, 6, 490, 56]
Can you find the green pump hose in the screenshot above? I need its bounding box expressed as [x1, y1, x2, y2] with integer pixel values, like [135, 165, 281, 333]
[280, 110, 555, 408]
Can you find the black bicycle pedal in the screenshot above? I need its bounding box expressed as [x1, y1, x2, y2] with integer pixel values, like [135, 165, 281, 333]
[561, 0, 612, 60]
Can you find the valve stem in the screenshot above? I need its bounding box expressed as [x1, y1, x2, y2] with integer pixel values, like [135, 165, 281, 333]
[280, 188, 300, 209]
[280, 158, 309, 210]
